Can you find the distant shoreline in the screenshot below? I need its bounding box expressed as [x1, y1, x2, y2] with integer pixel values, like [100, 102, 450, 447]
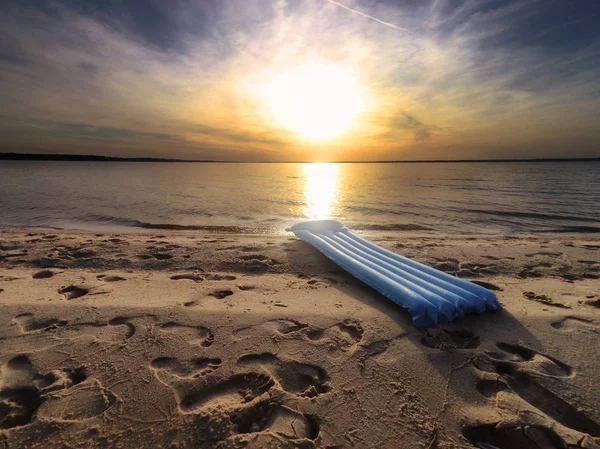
[1, 152, 599, 163]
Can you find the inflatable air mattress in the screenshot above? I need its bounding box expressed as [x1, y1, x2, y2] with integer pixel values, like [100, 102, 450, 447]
[287, 220, 501, 327]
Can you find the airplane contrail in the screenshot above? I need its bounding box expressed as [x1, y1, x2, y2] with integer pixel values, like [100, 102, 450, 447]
[324, 0, 413, 34]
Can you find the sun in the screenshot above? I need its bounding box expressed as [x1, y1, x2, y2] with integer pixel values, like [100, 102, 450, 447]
[262, 62, 364, 140]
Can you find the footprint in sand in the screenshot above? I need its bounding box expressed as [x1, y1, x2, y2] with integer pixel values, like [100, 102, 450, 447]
[238, 254, 279, 264]
[525, 251, 563, 257]
[551, 316, 599, 333]
[237, 353, 330, 397]
[36, 380, 117, 421]
[13, 313, 67, 332]
[421, 328, 481, 350]
[232, 319, 309, 341]
[12, 313, 135, 342]
[150, 357, 222, 378]
[170, 273, 204, 282]
[484, 342, 573, 377]
[467, 342, 600, 447]
[233, 318, 363, 352]
[179, 373, 275, 412]
[305, 319, 364, 350]
[96, 274, 126, 282]
[58, 283, 111, 300]
[158, 322, 214, 347]
[0, 355, 114, 428]
[32, 269, 61, 279]
[0, 275, 20, 282]
[462, 423, 572, 449]
[523, 291, 571, 309]
[209, 289, 234, 299]
[152, 253, 173, 260]
[230, 401, 319, 441]
[475, 371, 600, 438]
[58, 285, 89, 299]
[152, 367, 319, 443]
[219, 255, 280, 274]
[57, 317, 136, 342]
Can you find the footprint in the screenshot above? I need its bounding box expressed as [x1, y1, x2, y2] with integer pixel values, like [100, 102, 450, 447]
[58, 317, 136, 342]
[170, 273, 203, 282]
[306, 319, 364, 350]
[581, 298, 600, 309]
[158, 322, 214, 347]
[97, 274, 126, 282]
[209, 289, 234, 299]
[238, 254, 277, 263]
[475, 377, 508, 398]
[523, 292, 570, 309]
[359, 339, 392, 358]
[233, 319, 308, 341]
[70, 248, 97, 259]
[13, 313, 67, 333]
[463, 423, 565, 449]
[525, 251, 563, 257]
[476, 370, 600, 437]
[421, 328, 481, 350]
[237, 353, 329, 397]
[152, 253, 173, 260]
[431, 258, 460, 273]
[0, 275, 20, 282]
[0, 355, 87, 429]
[551, 316, 599, 333]
[150, 357, 222, 377]
[58, 285, 89, 299]
[32, 269, 60, 279]
[36, 380, 117, 421]
[180, 373, 274, 412]
[485, 342, 572, 377]
[231, 401, 319, 440]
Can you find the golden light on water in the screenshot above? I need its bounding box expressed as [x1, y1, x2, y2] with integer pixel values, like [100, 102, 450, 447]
[303, 162, 340, 219]
[261, 62, 364, 141]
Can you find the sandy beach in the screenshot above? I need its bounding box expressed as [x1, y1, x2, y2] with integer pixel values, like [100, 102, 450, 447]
[0, 228, 599, 448]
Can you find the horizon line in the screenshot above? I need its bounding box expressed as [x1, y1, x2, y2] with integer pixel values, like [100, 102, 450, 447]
[1, 152, 599, 164]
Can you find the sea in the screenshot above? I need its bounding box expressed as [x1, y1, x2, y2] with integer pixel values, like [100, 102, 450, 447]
[1, 161, 598, 235]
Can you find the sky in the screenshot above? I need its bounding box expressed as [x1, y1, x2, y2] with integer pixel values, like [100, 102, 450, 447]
[1, 0, 599, 161]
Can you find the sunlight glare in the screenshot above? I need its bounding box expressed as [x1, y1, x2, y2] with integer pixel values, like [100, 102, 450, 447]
[263, 62, 364, 140]
[303, 162, 340, 219]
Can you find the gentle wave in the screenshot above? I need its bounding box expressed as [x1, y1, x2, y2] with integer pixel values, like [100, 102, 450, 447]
[135, 222, 275, 234]
[351, 223, 433, 232]
[466, 209, 599, 223]
[532, 226, 600, 234]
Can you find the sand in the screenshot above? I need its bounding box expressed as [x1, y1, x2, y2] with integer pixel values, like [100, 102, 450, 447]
[0, 228, 599, 449]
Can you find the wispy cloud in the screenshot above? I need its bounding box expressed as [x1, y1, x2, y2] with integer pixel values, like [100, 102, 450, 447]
[0, 0, 599, 160]
[323, 0, 414, 34]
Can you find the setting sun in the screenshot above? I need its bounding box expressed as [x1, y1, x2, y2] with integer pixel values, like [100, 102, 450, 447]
[262, 62, 364, 140]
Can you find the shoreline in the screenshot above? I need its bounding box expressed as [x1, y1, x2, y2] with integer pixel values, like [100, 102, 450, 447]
[1, 227, 599, 448]
[2, 222, 599, 239]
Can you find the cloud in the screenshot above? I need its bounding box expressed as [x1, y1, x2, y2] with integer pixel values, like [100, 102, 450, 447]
[0, 0, 599, 160]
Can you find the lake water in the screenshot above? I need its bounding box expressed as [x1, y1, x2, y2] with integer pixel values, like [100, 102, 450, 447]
[0, 161, 598, 235]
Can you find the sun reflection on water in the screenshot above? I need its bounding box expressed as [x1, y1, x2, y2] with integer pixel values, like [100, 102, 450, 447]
[303, 162, 339, 220]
